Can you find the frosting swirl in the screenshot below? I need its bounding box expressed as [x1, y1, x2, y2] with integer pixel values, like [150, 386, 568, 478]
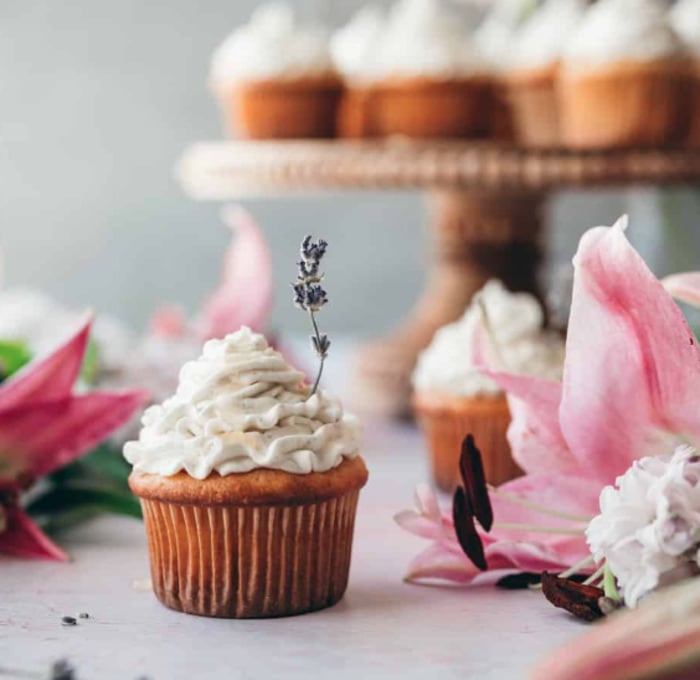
[670, 0, 700, 56]
[412, 280, 564, 397]
[563, 0, 686, 68]
[210, 4, 335, 86]
[124, 327, 361, 479]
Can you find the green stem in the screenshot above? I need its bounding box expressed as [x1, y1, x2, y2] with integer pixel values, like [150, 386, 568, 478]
[603, 561, 621, 602]
[309, 311, 325, 395]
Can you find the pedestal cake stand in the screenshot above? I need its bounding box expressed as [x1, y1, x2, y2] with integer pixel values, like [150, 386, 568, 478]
[177, 140, 700, 417]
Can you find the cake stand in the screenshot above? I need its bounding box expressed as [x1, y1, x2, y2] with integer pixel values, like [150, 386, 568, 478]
[177, 140, 700, 417]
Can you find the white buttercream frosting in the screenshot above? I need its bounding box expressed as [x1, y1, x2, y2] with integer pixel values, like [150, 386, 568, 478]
[368, 0, 484, 80]
[124, 327, 361, 479]
[564, 0, 686, 68]
[670, 0, 700, 56]
[474, 0, 536, 71]
[412, 280, 564, 397]
[330, 6, 386, 81]
[509, 0, 586, 70]
[210, 4, 335, 85]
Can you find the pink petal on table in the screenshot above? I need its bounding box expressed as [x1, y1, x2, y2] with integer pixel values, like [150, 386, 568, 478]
[404, 543, 482, 584]
[532, 578, 700, 680]
[484, 370, 575, 475]
[195, 205, 273, 341]
[0, 506, 67, 561]
[561, 217, 700, 483]
[394, 484, 456, 542]
[149, 305, 187, 338]
[0, 317, 91, 414]
[662, 272, 700, 309]
[0, 390, 148, 480]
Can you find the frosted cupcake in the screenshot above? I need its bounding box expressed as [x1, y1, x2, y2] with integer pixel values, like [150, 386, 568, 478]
[333, 0, 489, 139]
[210, 4, 342, 139]
[670, 0, 700, 146]
[505, 0, 585, 147]
[412, 280, 563, 491]
[125, 327, 367, 618]
[331, 5, 386, 138]
[560, 0, 691, 148]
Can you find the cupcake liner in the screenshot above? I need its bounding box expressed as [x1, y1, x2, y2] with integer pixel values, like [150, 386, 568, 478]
[215, 77, 342, 140]
[372, 77, 491, 139]
[414, 393, 521, 491]
[140, 491, 360, 618]
[689, 67, 700, 148]
[506, 64, 560, 148]
[337, 87, 379, 138]
[559, 60, 692, 149]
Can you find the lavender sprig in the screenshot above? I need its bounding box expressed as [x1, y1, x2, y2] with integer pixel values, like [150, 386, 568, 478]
[292, 235, 330, 395]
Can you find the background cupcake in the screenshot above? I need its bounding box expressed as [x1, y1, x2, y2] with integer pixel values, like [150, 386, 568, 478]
[350, 0, 489, 139]
[412, 280, 564, 491]
[505, 0, 586, 147]
[670, 0, 700, 147]
[473, 0, 537, 140]
[124, 327, 368, 618]
[210, 4, 342, 139]
[559, 0, 691, 149]
[330, 5, 387, 138]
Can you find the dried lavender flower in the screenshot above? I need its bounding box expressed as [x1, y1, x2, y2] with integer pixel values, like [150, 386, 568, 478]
[292, 235, 330, 395]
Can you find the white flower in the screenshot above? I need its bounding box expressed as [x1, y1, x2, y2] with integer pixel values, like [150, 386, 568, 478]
[586, 445, 700, 607]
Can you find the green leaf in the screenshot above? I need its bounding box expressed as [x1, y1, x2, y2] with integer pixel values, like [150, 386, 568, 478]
[51, 442, 131, 487]
[0, 340, 32, 380]
[80, 338, 100, 386]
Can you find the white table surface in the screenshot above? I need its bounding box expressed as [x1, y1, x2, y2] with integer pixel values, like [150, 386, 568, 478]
[0, 416, 587, 680]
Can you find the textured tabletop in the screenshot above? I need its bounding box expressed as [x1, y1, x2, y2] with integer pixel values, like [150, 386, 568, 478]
[0, 415, 584, 680]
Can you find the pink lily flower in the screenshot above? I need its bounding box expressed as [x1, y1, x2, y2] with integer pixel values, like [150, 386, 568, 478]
[397, 216, 700, 584]
[0, 318, 147, 561]
[151, 205, 273, 343]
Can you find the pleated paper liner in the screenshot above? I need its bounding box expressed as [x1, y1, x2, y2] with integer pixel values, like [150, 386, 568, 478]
[558, 59, 693, 149]
[505, 63, 561, 148]
[130, 458, 368, 618]
[215, 76, 343, 140]
[413, 391, 521, 491]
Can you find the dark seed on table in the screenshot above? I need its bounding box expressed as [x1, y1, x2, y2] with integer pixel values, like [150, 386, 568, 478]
[61, 616, 77, 626]
[50, 658, 76, 680]
[78, 612, 89, 619]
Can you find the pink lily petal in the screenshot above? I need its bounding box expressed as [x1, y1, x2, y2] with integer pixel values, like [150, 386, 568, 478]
[662, 272, 700, 309]
[484, 370, 576, 475]
[0, 506, 67, 561]
[0, 317, 91, 414]
[195, 205, 273, 341]
[404, 543, 482, 584]
[532, 578, 700, 680]
[561, 217, 700, 482]
[149, 305, 187, 338]
[0, 390, 148, 481]
[395, 484, 460, 542]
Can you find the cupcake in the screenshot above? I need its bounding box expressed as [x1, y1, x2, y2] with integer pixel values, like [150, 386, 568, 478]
[334, 0, 489, 139]
[504, 0, 586, 147]
[412, 280, 564, 491]
[331, 6, 386, 138]
[124, 327, 367, 618]
[559, 0, 692, 149]
[473, 0, 537, 141]
[210, 4, 342, 139]
[670, 0, 700, 146]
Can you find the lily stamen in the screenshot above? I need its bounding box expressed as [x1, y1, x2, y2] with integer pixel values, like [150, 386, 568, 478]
[488, 486, 592, 523]
[493, 522, 586, 536]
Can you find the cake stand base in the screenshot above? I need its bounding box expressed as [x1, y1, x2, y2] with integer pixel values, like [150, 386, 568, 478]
[350, 188, 546, 418]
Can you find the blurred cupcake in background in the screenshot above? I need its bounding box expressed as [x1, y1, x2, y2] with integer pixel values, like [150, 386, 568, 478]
[505, 0, 586, 147]
[210, 4, 342, 139]
[334, 0, 488, 139]
[473, 0, 537, 140]
[331, 5, 386, 138]
[559, 0, 691, 149]
[412, 280, 564, 491]
[670, 0, 700, 146]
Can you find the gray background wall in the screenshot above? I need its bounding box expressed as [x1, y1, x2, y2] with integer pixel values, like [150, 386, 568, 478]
[0, 0, 697, 339]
